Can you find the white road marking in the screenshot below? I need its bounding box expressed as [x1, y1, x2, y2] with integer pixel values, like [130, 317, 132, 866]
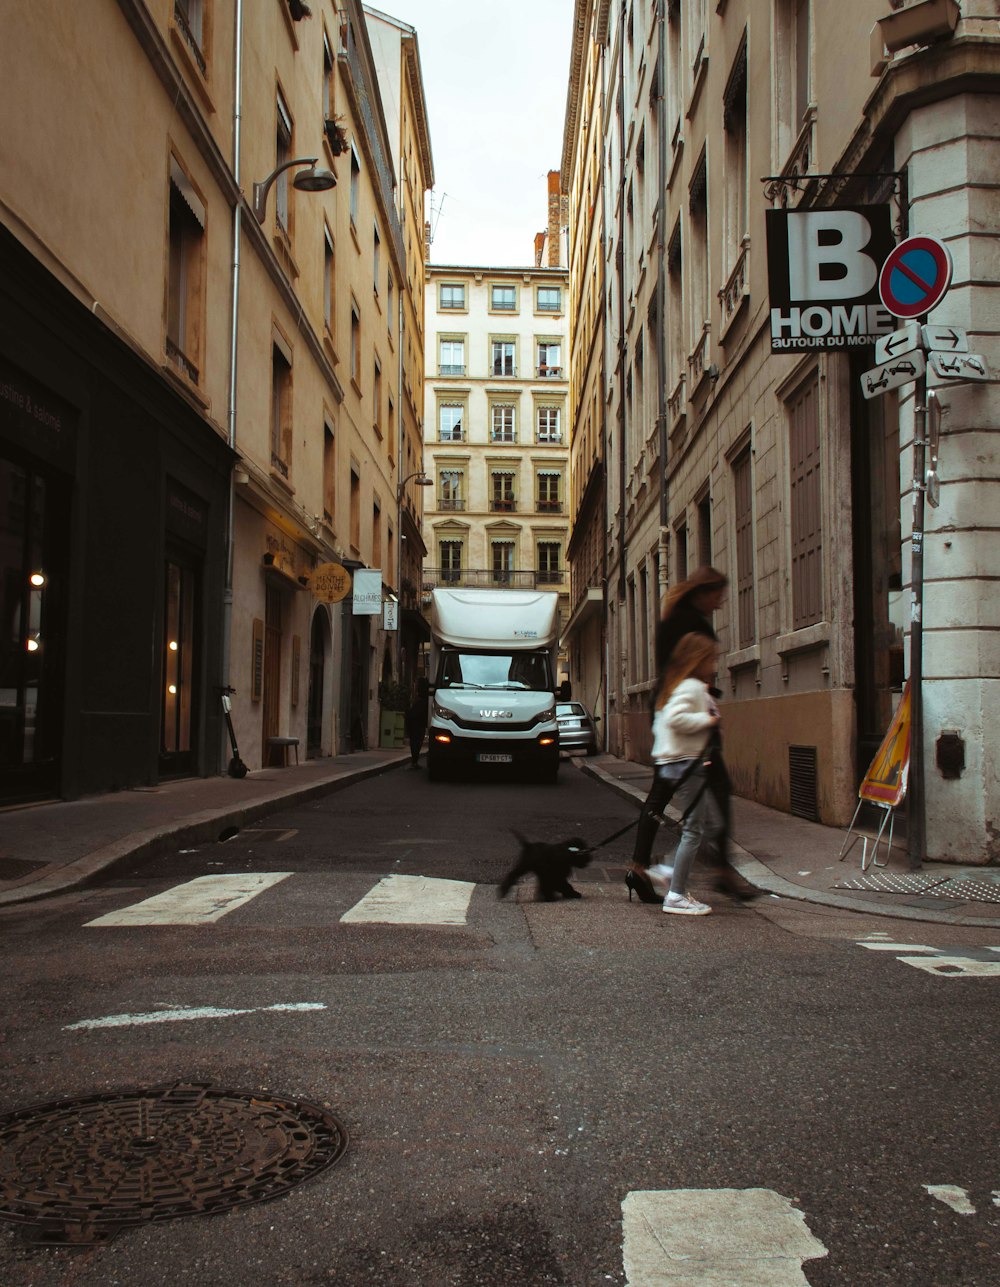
[340, 874, 475, 925]
[622, 1188, 828, 1285]
[924, 1185, 976, 1215]
[857, 940, 1000, 976]
[899, 955, 1000, 978]
[856, 942, 937, 952]
[65, 1001, 325, 1031]
[84, 873, 293, 926]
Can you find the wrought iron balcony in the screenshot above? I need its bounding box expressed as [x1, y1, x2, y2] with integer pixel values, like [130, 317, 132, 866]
[423, 568, 546, 591]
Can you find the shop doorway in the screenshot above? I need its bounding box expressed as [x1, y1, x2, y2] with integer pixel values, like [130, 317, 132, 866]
[306, 608, 330, 757]
[160, 551, 199, 777]
[349, 615, 368, 749]
[0, 455, 66, 802]
[850, 350, 905, 775]
[262, 584, 283, 764]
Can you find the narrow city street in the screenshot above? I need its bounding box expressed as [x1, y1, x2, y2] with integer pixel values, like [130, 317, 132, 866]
[1, 763, 997, 1286]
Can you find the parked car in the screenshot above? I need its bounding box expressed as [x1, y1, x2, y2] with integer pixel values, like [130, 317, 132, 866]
[556, 701, 599, 756]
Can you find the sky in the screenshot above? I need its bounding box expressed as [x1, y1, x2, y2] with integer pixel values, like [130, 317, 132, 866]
[383, 0, 575, 268]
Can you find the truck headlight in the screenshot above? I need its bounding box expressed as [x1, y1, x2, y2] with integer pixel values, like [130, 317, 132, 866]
[539, 705, 556, 723]
[433, 698, 455, 720]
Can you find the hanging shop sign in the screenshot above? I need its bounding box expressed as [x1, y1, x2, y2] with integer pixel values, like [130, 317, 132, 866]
[352, 568, 382, 615]
[766, 205, 896, 353]
[310, 562, 352, 604]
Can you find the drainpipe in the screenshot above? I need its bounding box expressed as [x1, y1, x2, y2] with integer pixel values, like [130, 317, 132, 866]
[221, 0, 245, 740]
[614, 0, 628, 750]
[655, 0, 669, 604]
[598, 27, 611, 748]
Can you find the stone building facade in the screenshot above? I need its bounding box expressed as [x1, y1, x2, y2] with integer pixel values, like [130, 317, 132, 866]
[423, 263, 572, 656]
[0, 0, 432, 800]
[563, 0, 999, 860]
[562, 5, 611, 729]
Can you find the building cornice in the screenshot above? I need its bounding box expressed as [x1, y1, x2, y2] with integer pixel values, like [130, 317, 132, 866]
[401, 32, 435, 190]
[842, 36, 1000, 182]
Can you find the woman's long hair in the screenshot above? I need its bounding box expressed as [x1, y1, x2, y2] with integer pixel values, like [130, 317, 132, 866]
[660, 565, 728, 622]
[655, 632, 718, 710]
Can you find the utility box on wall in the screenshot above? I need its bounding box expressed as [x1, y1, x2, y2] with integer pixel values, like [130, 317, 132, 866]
[379, 710, 405, 748]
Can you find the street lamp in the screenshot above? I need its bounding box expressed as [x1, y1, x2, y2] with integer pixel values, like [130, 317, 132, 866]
[252, 157, 336, 222]
[396, 471, 432, 503]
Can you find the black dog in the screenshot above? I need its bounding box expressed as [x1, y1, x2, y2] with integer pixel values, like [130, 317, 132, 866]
[498, 832, 592, 901]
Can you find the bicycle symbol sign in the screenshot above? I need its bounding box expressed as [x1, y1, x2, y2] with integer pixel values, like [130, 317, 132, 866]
[878, 236, 953, 319]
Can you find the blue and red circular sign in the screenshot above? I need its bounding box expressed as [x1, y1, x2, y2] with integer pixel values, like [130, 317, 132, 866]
[879, 235, 953, 319]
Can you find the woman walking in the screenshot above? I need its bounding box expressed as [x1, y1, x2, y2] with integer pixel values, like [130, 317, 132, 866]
[627, 633, 726, 914]
[654, 566, 727, 680]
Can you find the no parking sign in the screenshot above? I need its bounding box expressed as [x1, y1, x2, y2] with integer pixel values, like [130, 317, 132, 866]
[878, 235, 953, 319]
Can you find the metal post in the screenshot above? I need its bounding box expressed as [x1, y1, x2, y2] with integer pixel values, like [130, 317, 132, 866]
[908, 335, 927, 870]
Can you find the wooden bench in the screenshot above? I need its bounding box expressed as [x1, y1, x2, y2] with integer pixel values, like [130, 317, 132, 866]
[267, 735, 300, 767]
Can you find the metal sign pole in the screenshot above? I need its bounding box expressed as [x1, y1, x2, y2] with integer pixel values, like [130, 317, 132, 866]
[908, 330, 928, 871]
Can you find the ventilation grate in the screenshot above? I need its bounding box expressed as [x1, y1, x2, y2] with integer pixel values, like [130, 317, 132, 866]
[789, 745, 819, 821]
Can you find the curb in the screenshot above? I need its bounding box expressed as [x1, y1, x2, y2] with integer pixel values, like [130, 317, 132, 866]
[0, 755, 409, 908]
[579, 758, 1000, 929]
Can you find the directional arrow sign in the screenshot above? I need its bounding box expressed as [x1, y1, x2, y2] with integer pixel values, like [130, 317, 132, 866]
[921, 324, 968, 353]
[875, 321, 920, 365]
[928, 351, 990, 382]
[860, 350, 927, 400]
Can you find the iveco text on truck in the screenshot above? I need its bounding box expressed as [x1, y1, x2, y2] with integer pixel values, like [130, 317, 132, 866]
[426, 587, 561, 782]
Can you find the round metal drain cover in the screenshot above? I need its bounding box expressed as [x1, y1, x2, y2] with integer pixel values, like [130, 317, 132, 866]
[0, 1081, 348, 1246]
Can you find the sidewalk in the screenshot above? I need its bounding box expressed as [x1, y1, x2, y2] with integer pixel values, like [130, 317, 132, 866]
[1, 749, 998, 926]
[0, 749, 408, 907]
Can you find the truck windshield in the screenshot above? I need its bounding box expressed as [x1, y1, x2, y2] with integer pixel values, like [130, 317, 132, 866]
[437, 650, 551, 692]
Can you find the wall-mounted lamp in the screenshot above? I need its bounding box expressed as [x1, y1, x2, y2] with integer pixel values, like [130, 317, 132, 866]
[396, 472, 433, 503]
[252, 157, 336, 223]
[707, 363, 721, 384]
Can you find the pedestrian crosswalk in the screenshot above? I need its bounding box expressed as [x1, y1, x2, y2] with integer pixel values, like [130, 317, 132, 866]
[84, 873, 294, 926]
[339, 874, 475, 925]
[85, 871, 477, 928]
[857, 936, 1000, 977]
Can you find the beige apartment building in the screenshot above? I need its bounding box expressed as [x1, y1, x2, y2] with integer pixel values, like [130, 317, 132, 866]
[423, 261, 572, 655]
[0, 0, 432, 801]
[565, 0, 999, 861]
[364, 5, 435, 695]
[562, 10, 610, 728]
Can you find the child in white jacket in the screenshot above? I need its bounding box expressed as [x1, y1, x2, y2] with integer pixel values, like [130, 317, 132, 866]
[645, 633, 725, 915]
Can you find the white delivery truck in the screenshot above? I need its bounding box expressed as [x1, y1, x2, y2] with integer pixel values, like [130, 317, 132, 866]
[426, 587, 561, 782]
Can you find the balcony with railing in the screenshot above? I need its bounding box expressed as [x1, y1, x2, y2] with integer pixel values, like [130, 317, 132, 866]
[423, 568, 563, 592]
[438, 497, 466, 511]
[536, 498, 563, 513]
[489, 497, 517, 513]
[537, 365, 563, 379]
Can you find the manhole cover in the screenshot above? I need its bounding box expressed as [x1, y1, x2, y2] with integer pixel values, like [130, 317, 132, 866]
[0, 1081, 348, 1246]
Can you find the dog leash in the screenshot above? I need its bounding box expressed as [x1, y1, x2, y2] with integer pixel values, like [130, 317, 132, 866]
[586, 751, 715, 853]
[586, 818, 639, 852]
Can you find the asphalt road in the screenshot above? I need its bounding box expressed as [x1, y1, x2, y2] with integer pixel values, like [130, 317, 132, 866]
[1, 760, 997, 1285]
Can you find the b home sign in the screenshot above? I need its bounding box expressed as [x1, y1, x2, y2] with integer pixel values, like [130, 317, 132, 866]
[766, 205, 896, 354]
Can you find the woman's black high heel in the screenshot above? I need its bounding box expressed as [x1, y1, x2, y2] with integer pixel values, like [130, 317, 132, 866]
[625, 868, 661, 904]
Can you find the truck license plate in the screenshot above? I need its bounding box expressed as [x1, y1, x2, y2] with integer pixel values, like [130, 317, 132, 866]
[478, 753, 513, 764]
